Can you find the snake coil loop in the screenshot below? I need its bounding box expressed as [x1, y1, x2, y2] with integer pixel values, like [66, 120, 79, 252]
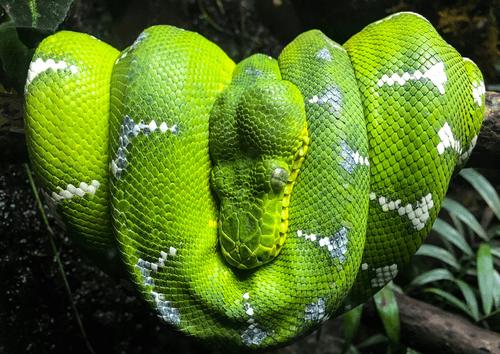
[24, 12, 484, 351]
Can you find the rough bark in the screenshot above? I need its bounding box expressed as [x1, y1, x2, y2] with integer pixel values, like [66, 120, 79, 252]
[468, 91, 500, 168]
[361, 291, 500, 354]
[2, 91, 499, 165]
[267, 290, 500, 354]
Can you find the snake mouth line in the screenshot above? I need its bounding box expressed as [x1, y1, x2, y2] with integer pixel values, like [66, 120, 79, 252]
[279, 129, 309, 242]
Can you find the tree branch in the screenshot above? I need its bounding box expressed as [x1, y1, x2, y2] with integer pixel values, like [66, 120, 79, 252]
[272, 291, 500, 354]
[2, 91, 499, 166]
[362, 291, 500, 354]
[467, 91, 500, 168]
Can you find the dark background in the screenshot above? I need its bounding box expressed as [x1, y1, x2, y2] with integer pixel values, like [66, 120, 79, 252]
[1, 0, 499, 353]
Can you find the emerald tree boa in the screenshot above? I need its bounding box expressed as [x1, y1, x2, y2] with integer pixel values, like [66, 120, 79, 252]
[24, 12, 484, 351]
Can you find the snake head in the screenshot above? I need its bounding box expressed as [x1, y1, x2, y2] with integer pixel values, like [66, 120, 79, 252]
[210, 55, 308, 269]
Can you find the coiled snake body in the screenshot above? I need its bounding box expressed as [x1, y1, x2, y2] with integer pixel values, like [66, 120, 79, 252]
[24, 12, 484, 351]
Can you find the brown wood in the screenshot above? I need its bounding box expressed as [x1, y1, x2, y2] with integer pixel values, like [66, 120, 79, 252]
[362, 291, 500, 354]
[467, 91, 500, 168]
[267, 291, 500, 354]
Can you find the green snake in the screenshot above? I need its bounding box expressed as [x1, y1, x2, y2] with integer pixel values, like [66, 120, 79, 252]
[24, 12, 485, 351]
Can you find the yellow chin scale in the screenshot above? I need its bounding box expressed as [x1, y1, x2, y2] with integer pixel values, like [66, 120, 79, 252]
[279, 126, 310, 246]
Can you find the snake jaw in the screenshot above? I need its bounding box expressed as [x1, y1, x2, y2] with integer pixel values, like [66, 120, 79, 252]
[213, 124, 309, 270]
[216, 171, 287, 269]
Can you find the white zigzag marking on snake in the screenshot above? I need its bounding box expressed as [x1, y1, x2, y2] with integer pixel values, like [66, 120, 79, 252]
[339, 141, 369, 174]
[458, 135, 478, 165]
[317, 48, 331, 61]
[25, 58, 78, 92]
[463, 57, 485, 107]
[307, 86, 342, 113]
[43, 180, 101, 229]
[377, 61, 447, 94]
[136, 253, 180, 325]
[437, 121, 479, 164]
[471, 80, 486, 107]
[240, 292, 267, 346]
[436, 122, 461, 155]
[361, 263, 399, 288]
[115, 32, 147, 64]
[304, 297, 327, 322]
[245, 67, 263, 76]
[111, 116, 178, 179]
[297, 227, 349, 263]
[369, 192, 434, 231]
[51, 180, 100, 201]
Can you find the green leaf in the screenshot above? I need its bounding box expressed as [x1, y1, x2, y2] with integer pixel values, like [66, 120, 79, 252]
[424, 288, 476, 319]
[344, 345, 362, 354]
[406, 348, 423, 354]
[448, 212, 465, 247]
[454, 279, 480, 321]
[477, 243, 494, 315]
[410, 268, 455, 287]
[356, 333, 389, 348]
[466, 268, 478, 277]
[480, 309, 500, 321]
[387, 281, 403, 293]
[373, 286, 399, 346]
[412, 271, 480, 321]
[0, 0, 73, 32]
[488, 225, 500, 238]
[493, 271, 500, 308]
[415, 244, 461, 270]
[432, 218, 474, 256]
[490, 247, 500, 259]
[342, 305, 363, 354]
[442, 198, 488, 240]
[460, 169, 500, 221]
[0, 20, 32, 93]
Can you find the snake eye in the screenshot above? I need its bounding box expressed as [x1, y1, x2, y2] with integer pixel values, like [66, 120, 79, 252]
[270, 167, 288, 191]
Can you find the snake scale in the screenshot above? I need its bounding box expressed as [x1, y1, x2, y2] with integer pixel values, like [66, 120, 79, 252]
[24, 12, 484, 351]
